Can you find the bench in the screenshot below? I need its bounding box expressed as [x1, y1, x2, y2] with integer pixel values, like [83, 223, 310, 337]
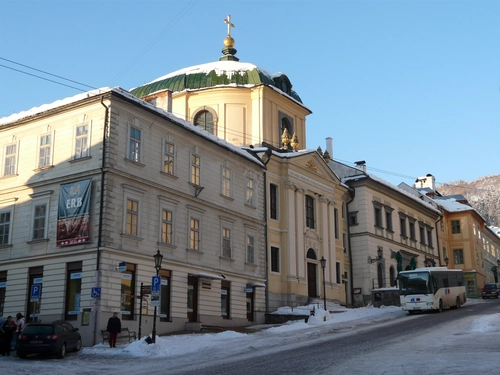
[100, 327, 137, 343]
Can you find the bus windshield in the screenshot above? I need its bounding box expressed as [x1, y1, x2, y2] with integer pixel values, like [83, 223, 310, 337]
[399, 271, 432, 296]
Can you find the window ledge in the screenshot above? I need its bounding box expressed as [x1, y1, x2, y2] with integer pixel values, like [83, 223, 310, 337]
[244, 203, 256, 209]
[219, 256, 234, 262]
[120, 233, 144, 241]
[124, 158, 145, 167]
[386, 229, 394, 233]
[374, 225, 384, 229]
[244, 261, 258, 267]
[187, 248, 203, 255]
[27, 238, 50, 244]
[220, 194, 234, 201]
[0, 243, 13, 249]
[70, 156, 92, 163]
[160, 171, 178, 179]
[158, 242, 176, 250]
[0, 173, 19, 180]
[34, 165, 54, 172]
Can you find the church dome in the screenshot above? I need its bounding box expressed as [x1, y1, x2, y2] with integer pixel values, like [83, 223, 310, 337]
[130, 60, 303, 104]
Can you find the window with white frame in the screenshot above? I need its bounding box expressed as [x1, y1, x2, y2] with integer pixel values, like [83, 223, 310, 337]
[74, 124, 89, 159]
[191, 154, 200, 185]
[0, 211, 11, 245]
[222, 166, 232, 197]
[38, 133, 52, 168]
[305, 195, 315, 229]
[194, 110, 215, 135]
[125, 199, 139, 236]
[246, 178, 254, 206]
[128, 126, 141, 162]
[163, 141, 174, 175]
[189, 218, 200, 251]
[4, 142, 18, 176]
[33, 203, 47, 240]
[246, 235, 255, 263]
[161, 209, 173, 245]
[222, 228, 231, 258]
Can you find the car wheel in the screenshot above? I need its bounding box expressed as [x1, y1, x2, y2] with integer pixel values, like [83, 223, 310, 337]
[18, 352, 27, 359]
[408, 310, 415, 315]
[75, 338, 82, 352]
[57, 343, 66, 359]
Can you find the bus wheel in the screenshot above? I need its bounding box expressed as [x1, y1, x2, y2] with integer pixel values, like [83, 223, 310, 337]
[452, 297, 460, 309]
[408, 310, 415, 315]
[438, 299, 443, 313]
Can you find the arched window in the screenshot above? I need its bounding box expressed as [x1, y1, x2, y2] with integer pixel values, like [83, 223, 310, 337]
[377, 263, 384, 288]
[389, 266, 396, 287]
[306, 248, 317, 260]
[194, 110, 215, 135]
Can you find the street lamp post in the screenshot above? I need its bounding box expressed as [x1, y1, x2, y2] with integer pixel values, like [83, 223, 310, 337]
[320, 257, 327, 311]
[152, 249, 163, 343]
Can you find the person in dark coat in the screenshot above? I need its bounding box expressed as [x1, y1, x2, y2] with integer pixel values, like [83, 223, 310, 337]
[106, 312, 121, 348]
[1, 316, 15, 356]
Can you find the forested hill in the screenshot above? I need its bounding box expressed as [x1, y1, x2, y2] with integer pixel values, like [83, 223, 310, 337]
[437, 175, 500, 227]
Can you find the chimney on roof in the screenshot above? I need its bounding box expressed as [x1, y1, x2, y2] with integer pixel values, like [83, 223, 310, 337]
[325, 137, 333, 159]
[414, 174, 436, 191]
[354, 160, 366, 173]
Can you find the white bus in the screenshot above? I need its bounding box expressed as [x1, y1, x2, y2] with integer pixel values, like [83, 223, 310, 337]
[399, 267, 467, 314]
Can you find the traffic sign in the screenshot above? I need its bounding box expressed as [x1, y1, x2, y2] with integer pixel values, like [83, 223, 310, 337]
[151, 276, 161, 292]
[91, 287, 101, 298]
[30, 284, 41, 302]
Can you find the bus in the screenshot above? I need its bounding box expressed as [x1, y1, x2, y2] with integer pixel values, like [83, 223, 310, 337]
[399, 267, 466, 314]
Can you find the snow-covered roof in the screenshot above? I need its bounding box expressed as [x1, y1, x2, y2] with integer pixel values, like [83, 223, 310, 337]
[0, 87, 264, 167]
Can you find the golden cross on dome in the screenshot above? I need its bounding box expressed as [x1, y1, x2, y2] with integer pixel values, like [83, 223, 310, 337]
[224, 15, 235, 37]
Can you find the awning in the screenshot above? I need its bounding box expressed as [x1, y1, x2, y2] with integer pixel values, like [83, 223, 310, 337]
[248, 282, 266, 288]
[189, 272, 225, 280]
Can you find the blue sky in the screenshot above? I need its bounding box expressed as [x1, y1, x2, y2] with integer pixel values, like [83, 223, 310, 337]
[1, 0, 498, 186]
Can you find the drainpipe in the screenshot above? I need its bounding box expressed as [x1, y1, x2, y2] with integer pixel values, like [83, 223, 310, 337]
[435, 213, 444, 267]
[345, 187, 355, 307]
[93, 95, 110, 346]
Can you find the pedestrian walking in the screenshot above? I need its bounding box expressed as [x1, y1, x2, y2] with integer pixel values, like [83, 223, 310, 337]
[106, 312, 121, 348]
[0, 316, 15, 356]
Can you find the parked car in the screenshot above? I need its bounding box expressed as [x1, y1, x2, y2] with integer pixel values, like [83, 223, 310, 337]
[16, 320, 82, 359]
[481, 283, 500, 299]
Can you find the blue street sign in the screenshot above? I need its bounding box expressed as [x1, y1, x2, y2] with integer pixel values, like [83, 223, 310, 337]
[31, 284, 41, 302]
[151, 276, 161, 292]
[91, 287, 101, 298]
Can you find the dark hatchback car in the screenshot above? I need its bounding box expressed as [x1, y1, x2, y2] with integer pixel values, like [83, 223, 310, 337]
[16, 320, 82, 359]
[481, 283, 500, 299]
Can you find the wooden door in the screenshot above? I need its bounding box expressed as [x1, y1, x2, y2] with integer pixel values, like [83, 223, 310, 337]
[307, 263, 317, 298]
[187, 276, 198, 322]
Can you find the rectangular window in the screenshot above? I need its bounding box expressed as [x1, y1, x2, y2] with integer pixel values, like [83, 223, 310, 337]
[348, 212, 358, 226]
[419, 225, 426, 244]
[222, 167, 231, 197]
[129, 127, 141, 162]
[221, 280, 230, 319]
[28, 267, 43, 323]
[65, 262, 82, 321]
[191, 154, 200, 185]
[409, 220, 416, 240]
[33, 204, 47, 240]
[0, 271, 6, 318]
[246, 178, 254, 206]
[374, 205, 383, 227]
[222, 228, 231, 258]
[271, 246, 280, 272]
[0, 211, 11, 245]
[75, 124, 89, 159]
[305, 195, 315, 229]
[334, 208, 339, 239]
[385, 210, 393, 231]
[126, 199, 138, 236]
[190, 218, 200, 250]
[246, 235, 255, 264]
[270, 184, 278, 220]
[400, 215, 407, 237]
[453, 249, 464, 264]
[451, 220, 461, 234]
[120, 263, 136, 320]
[161, 209, 173, 244]
[39, 134, 52, 168]
[427, 228, 433, 247]
[159, 270, 171, 321]
[163, 141, 174, 175]
[4, 143, 17, 175]
[336, 262, 341, 284]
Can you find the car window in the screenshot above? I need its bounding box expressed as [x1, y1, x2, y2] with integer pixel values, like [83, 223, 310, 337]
[55, 324, 64, 333]
[23, 325, 54, 334]
[62, 322, 73, 332]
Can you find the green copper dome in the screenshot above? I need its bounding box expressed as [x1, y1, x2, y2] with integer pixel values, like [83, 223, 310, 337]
[129, 61, 303, 104]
